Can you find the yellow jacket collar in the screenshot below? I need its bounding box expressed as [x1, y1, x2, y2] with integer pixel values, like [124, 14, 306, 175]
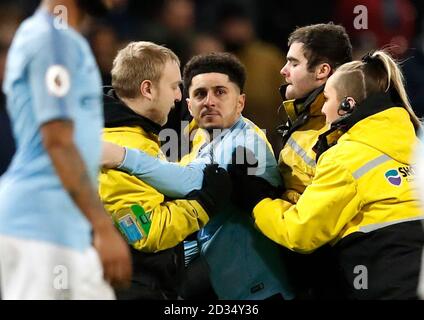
[280, 84, 325, 124]
[103, 86, 162, 135]
[316, 92, 416, 163]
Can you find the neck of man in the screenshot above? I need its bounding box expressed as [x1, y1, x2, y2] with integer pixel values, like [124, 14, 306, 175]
[121, 97, 162, 126]
[205, 127, 221, 141]
[295, 82, 325, 102]
[204, 117, 240, 141]
[41, 0, 84, 31]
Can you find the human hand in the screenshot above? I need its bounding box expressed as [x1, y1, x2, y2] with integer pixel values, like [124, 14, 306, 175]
[187, 164, 232, 217]
[93, 216, 132, 288]
[228, 146, 283, 213]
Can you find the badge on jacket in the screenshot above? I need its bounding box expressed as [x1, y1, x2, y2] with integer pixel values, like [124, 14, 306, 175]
[113, 204, 151, 244]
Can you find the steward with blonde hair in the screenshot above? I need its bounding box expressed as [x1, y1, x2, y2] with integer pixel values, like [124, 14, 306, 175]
[99, 41, 217, 300]
[112, 41, 180, 99]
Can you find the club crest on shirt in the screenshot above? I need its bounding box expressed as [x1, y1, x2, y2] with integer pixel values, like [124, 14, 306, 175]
[45, 65, 71, 97]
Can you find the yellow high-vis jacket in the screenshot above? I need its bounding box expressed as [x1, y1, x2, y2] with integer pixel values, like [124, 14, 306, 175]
[254, 105, 423, 254]
[278, 87, 328, 203]
[98, 98, 209, 253]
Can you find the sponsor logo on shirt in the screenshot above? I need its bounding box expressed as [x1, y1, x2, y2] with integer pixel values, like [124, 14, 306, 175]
[385, 169, 401, 186]
[385, 166, 415, 186]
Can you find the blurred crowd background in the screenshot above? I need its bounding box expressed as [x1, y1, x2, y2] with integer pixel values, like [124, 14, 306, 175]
[1, 0, 424, 174]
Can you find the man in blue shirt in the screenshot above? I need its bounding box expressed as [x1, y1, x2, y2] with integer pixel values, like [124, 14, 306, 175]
[0, 0, 131, 299]
[102, 53, 294, 300]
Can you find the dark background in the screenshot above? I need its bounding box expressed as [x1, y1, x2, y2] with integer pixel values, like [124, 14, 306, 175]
[1, 0, 423, 173]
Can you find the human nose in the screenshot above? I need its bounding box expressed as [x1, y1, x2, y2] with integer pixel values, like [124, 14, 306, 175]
[204, 91, 215, 107]
[280, 62, 289, 77]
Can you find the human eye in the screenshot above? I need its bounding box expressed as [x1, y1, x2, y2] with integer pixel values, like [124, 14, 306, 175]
[288, 59, 298, 67]
[216, 88, 226, 96]
[194, 90, 206, 98]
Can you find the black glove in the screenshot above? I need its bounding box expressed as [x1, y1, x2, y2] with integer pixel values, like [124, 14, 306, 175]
[187, 164, 232, 217]
[228, 146, 283, 213]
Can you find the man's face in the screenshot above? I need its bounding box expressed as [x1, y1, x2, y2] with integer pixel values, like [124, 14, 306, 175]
[151, 60, 182, 126]
[186, 72, 245, 130]
[280, 42, 320, 100]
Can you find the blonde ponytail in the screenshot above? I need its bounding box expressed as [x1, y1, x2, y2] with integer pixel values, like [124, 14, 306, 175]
[371, 51, 422, 132]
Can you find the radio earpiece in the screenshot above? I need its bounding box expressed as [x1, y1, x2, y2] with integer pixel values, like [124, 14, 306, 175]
[338, 97, 354, 115]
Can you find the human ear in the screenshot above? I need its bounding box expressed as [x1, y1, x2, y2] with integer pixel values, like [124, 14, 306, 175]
[186, 98, 194, 117]
[316, 63, 331, 81]
[346, 97, 356, 109]
[140, 80, 153, 100]
[237, 93, 246, 114]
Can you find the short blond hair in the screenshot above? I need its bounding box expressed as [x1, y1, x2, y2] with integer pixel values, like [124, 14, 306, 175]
[111, 41, 180, 99]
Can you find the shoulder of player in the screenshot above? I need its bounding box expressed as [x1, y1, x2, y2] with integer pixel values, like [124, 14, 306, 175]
[17, 17, 83, 61]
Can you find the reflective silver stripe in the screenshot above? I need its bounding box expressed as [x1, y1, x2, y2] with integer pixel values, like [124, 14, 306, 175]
[286, 137, 316, 168]
[359, 216, 424, 233]
[352, 154, 392, 179]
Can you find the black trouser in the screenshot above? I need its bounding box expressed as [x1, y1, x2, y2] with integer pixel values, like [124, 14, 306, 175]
[178, 255, 218, 300]
[116, 244, 184, 300]
[282, 245, 346, 300]
[336, 220, 424, 300]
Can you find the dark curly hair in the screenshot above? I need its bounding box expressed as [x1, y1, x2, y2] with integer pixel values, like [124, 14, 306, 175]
[183, 52, 246, 95]
[288, 23, 352, 72]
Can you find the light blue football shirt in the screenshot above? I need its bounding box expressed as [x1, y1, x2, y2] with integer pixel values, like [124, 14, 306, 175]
[0, 9, 103, 251]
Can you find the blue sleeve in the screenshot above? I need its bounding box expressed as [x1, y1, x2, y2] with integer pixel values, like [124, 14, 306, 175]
[28, 30, 78, 126]
[119, 147, 208, 198]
